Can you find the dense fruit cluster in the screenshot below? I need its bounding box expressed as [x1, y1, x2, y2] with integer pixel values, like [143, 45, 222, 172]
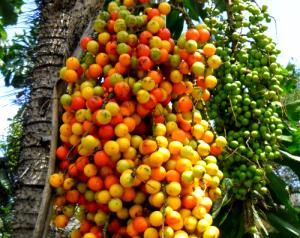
[203, 0, 284, 200]
[49, 1, 226, 238]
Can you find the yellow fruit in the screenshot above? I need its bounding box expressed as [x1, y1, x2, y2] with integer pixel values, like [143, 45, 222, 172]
[63, 177, 76, 190]
[115, 123, 129, 137]
[197, 140, 210, 156]
[205, 75, 218, 89]
[94, 211, 107, 226]
[197, 219, 210, 233]
[158, 147, 171, 162]
[109, 184, 124, 198]
[120, 169, 135, 188]
[215, 136, 227, 148]
[136, 164, 152, 181]
[179, 209, 192, 219]
[83, 233, 96, 238]
[145, 179, 161, 194]
[184, 216, 198, 233]
[147, 19, 161, 34]
[149, 211, 164, 227]
[156, 135, 169, 148]
[105, 101, 120, 116]
[149, 191, 165, 208]
[95, 190, 111, 204]
[123, 146, 137, 160]
[154, 123, 167, 136]
[144, 227, 159, 238]
[158, 2, 171, 15]
[166, 196, 181, 210]
[108, 198, 123, 212]
[116, 137, 131, 152]
[130, 135, 143, 148]
[168, 141, 183, 155]
[203, 226, 220, 238]
[166, 181, 181, 196]
[96, 109, 112, 125]
[82, 86, 94, 100]
[192, 124, 205, 140]
[206, 163, 219, 176]
[159, 226, 174, 238]
[174, 230, 188, 238]
[104, 140, 120, 156]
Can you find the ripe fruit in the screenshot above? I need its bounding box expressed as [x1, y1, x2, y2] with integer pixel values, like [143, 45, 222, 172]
[108, 198, 123, 212]
[166, 181, 182, 196]
[96, 109, 112, 125]
[51, 2, 226, 237]
[49, 173, 64, 188]
[149, 211, 164, 227]
[54, 214, 69, 228]
[158, 2, 171, 15]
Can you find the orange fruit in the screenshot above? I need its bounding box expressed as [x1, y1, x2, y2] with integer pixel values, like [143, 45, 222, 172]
[65, 190, 79, 204]
[133, 216, 148, 233]
[158, 2, 171, 15]
[171, 129, 187, 143]
[165, 210, 182, 226]
[182, 195, 197, 209]
[178, 96, 193, 113]
[123, 117, 136, 132]
[119, 53, 131, 67]
[151, 166, 166, 181]
[49, 173, 64, 188]
[53, 195, 66, 207]
[186, 28, 200, 41]
[84, 163, 98, 177]
[198, 28, 210, 43]
[66, 57, 80, 70]
[166, 181, 181, 196]
[202, 130, 215, 144]
[175, 158, 192, 174]
[139, 139, 157, 155]
[148, 151, 164, 168]
[104, 174, 119, 189]
[126, 222, 139, 237]
[96, 52, 109, 66]
[88, 64, 102, 79]
[166, 170, 180, 183]
[87, 176, 103, 192]
[63, 69, 78, 83]
[121, 187, 136, 202]
[203, 43, 216, 57]
[54, 214, 69, 228]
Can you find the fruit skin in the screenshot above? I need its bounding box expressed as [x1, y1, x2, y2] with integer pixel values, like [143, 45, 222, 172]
[49, 173, 64, 188]
[53, 214, 69, 228]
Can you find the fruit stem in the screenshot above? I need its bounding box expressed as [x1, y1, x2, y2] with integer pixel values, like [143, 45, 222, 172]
[200, 99, 218, 137]
[161, 183, 168, 238]
[102, 213, 111, 238]
[65, 121, 96, 161]
[170, 4, 194, 29]
[224, 0, 238, 52]
[228, 96, 238, 124]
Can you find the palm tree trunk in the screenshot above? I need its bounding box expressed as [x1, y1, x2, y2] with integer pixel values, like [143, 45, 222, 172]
[12, 0, 100, 237]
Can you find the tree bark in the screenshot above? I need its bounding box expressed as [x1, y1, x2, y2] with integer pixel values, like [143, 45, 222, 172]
[12, 0, 100, 237]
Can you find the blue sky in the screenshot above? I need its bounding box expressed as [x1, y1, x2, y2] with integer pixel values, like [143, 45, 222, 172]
[0, 0, 299, 145]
